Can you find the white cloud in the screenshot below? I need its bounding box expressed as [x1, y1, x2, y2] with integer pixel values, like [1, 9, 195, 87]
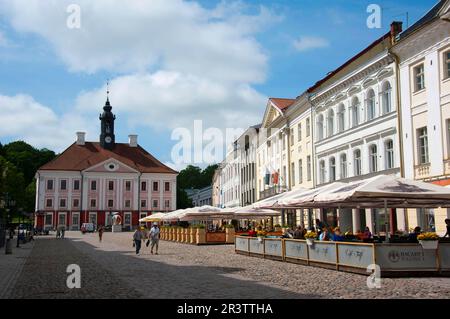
[0, 0, 278, 161]
[293, 36, 329, 52]
[75, 71, 266, 132]
[0, 94, 94, 151]
[0, 0, 277, 84]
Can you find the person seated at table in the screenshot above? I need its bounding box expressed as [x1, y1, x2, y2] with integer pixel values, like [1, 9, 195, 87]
[319, 228, 329, 241]
[362, 227, 372, 241]
[354, 229, 364, 240]
[282, 228, 294, 239]
[248, 228, 257, 237]
[330, 227, 345, 242]
[293, 226, 304, 240]
[444, 219, 450, 238]
[408, 226, 422, 243]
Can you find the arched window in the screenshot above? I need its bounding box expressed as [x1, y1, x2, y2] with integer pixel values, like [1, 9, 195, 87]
[385, 139, 394, 169]
[337, 104, 345, 133]
[340, 153, 347, 179]
[327, 109, 335, 137]
[366, 89, 376, 121]
[319, 160, 326, 184]
[369, 144, 378, 173]
[317, 114, 324, 141]
[354, 149, 362, 176]
[382, 82, 392, 114]
[329, 157, 336, 182]
[351, 97, 360, 128]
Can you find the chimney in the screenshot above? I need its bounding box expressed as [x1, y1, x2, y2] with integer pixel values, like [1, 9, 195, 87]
[128, 134, 138, 147]
[76, 132, 86, 145]
[390, 21, 403, 43]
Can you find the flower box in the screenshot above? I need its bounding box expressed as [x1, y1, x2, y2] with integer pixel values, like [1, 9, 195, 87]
[419, 240, 438, 250]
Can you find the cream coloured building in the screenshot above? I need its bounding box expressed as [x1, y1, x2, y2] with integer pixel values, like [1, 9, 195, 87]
[392, 0, 450, 235]
[256, 98, 296, 203]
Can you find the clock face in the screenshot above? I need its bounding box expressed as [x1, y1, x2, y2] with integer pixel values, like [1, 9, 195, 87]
[105, 136, 112, 143]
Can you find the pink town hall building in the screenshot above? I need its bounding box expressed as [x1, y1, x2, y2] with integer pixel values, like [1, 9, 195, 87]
[34, 97, 178, 231]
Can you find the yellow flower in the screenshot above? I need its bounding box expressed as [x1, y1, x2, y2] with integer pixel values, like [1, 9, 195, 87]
[417, 232, 439, 241]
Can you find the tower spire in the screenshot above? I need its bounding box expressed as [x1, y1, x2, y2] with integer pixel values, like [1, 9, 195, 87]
[106, 79, 110, 102]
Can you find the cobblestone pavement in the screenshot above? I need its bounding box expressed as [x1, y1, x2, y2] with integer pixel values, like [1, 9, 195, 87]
[67, 232, 450, 299]
[9, 236, 142, 299]
[4, 232, 450, 299]
[0, 239, 34, 298]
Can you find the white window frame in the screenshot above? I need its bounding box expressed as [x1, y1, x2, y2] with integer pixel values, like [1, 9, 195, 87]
[414, 64, 425, 92]
[418, 127, 429, 164]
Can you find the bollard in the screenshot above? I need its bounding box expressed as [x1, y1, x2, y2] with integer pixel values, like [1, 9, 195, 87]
[5, 238, 12, 255]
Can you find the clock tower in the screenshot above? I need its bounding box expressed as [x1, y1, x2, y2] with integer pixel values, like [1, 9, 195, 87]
[99, 94, 116, 150]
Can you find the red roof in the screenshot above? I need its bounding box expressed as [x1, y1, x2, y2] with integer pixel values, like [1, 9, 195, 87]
[39, 142, 178, 174]
[270, 98, 296, 112]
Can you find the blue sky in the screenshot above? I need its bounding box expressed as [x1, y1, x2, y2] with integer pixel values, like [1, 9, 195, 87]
[0, 0, 438, 169]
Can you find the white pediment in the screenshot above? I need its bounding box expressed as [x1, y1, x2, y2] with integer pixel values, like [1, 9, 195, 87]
[83, 158, 139, 174]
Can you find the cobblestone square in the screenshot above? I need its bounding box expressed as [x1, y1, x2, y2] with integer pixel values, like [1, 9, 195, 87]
[1, 232, 450, 299]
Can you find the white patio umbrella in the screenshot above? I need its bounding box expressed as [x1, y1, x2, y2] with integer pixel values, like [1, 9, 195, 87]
[139, 213, 167, 223]
[161, 209, 189, 222]
[313, 175, 450, 208]
[252, 187, 309, 209]
[179, 205, 234, 221]
[230, 205, 281, 220]
[277, 182, 346, 208]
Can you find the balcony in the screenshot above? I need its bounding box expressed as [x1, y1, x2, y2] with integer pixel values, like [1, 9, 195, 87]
[414, 163, 430, 179]
[259, 185, 288, 201]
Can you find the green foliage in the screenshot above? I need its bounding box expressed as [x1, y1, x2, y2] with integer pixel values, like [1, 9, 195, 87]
[177, 164, 218, 190]
[177, 187, 193, 210]
[2, 141, 56, 184]
[0, 141, 57, 216]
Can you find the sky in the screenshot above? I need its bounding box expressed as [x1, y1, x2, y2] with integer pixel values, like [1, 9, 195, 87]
[0, 0, 438, 170]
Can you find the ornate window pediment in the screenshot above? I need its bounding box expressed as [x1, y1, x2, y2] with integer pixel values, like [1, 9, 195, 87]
[347, 85, 360, 95]
[362, 77, 376, 88]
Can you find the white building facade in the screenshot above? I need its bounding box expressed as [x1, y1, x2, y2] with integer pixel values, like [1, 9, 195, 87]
[393, 0, 450, 234]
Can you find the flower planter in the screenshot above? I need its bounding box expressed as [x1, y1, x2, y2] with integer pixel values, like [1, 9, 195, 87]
[184, 229, 189, 243]
[225, 228, 235, 244]
[419, 240, 438, 250]
[190, 228, 197, 244]
[196, 228, 206, 245]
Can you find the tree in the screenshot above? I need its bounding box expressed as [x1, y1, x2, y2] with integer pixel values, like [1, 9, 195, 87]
[176, 187, 193, 210]
[0, 155, 26, 217]
[177, 164, 219, 190]
[2, 141, 56, 184]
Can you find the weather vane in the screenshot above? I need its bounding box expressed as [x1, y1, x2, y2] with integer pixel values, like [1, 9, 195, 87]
[106, 79, 110, 100]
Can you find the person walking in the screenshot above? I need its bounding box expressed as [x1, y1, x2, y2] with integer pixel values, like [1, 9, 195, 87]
[133, 227, 144, 255]
[149, 223, 160, 255]
[61, 226, 66, 239]
[98, 226, 105, 242]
